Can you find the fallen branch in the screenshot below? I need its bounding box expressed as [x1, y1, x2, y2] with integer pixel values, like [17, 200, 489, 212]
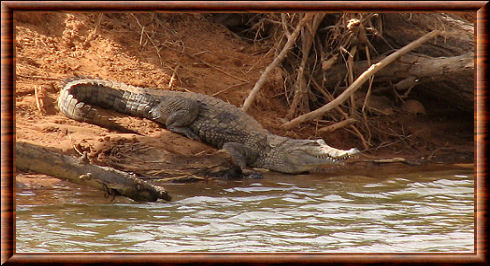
[242, 13, 313, 112]
[287, 13, 326, 118]
[168, 64, 180, 89]
[310, 77, 368, 147]
[347, 157, 421, 166]
[33, 85, 46, 114]
[323, 52, 473, 90]
[281, 30, 440, 129]
[322, 52, 473, 112]
[190, 53, 249, 83]
[130, 13, 164, 67]
[318, 118, 357, 133]
[368, 157, 421, 166]
[16, 74, 59, 80]
[16, 142, 171, 202]
[212, 81, 250, 97]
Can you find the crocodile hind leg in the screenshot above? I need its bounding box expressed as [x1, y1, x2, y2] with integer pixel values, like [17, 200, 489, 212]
[222, 142, 262, 179]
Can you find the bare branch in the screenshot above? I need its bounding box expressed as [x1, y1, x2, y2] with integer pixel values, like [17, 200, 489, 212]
[281, 30, 441, 129]
[242, 14, 314, 112]
[318, 118, 357, 133]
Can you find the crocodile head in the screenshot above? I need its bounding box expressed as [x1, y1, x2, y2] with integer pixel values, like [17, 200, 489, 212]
[257, 137, 360, 174]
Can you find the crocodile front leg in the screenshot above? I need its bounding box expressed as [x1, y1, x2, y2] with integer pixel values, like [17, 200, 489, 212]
[222, 142, 249, 169]
[222, 142, 262, 179]
[165, 109, 201, 140]
[148, 97, 201, 140]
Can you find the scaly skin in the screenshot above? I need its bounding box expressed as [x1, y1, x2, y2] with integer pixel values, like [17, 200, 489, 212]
[58, 78, 359, 174]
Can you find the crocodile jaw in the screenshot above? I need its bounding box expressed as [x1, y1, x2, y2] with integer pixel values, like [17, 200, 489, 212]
[310, 139, 360, 160]
[262, 138, 360, 174]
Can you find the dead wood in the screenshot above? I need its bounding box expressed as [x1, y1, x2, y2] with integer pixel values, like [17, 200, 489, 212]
[87, 135, 241, 182]
[380, 13, 473, 57]
[349, 157, 422, 166]
[16, 142, 171, 202]
[211, 13, 473, 151]
[242, 13, 313, 112]
[282, 30, 441, 129]
[287, 13, 326, 119]
[322, 52, 474, 112]
[318, 118, 357, 133]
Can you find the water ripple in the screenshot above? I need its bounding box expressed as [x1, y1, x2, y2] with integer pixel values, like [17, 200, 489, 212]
[16, 169, 474, 253]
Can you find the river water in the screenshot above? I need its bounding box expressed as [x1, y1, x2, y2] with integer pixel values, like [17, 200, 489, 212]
[16, 165, 474, 253]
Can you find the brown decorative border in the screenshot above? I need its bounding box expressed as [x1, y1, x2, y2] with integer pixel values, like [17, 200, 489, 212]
[1, 1, 488, 265]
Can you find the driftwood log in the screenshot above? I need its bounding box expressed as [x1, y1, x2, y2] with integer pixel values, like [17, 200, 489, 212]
[379, 13, 474, 113]
[380, 13, 473, 57]
[322, 51, 474, 112]
[320, 13, 474, 112]
[16, 142, 171, 202]
[374, 13, 474, 112]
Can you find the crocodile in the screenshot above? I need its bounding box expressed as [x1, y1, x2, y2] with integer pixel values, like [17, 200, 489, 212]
[58, 78, 359, 174]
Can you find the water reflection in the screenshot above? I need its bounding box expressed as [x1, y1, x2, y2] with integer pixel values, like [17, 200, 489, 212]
[16, 167, 474, 252]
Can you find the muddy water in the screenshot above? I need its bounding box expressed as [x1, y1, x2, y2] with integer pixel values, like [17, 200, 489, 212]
[16, 166, 474, 253]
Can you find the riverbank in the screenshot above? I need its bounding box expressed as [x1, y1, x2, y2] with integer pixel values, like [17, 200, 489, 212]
[15, 12, 474, 189]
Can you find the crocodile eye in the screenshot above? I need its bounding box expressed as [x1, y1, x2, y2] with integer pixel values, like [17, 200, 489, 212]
[148, 109, 161, 119]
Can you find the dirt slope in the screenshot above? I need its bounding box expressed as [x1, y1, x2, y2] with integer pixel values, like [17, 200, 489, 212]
[15, 12, 473, 185]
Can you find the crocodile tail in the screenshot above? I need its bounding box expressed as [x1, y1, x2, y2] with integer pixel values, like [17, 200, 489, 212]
[57, 77, 153, 130]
